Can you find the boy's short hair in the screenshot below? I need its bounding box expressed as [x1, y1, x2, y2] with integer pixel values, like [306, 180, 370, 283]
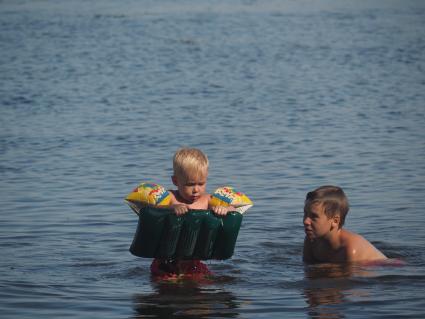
[173, 147, 209, 180]
[304, 185, 349, 228]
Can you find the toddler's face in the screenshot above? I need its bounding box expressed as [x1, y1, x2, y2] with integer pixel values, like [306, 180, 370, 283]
[173, 170, 208, 204]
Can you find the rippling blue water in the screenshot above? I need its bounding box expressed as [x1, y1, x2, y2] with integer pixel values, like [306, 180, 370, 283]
[1, 0, 425, 318]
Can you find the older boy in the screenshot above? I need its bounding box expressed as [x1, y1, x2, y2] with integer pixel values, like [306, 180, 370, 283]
[303, 185, 387, 264]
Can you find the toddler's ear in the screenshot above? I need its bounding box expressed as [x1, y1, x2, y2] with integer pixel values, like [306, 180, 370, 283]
[171, 175, 178, 186]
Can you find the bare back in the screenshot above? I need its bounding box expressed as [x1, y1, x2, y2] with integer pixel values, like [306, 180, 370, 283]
[340, 229, 387, 262]
[304, 229, 387, 264]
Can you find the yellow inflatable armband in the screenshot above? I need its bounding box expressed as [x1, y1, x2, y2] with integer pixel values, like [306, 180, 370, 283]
[125, 182, 171, 215]
[209, 186, 253, 214]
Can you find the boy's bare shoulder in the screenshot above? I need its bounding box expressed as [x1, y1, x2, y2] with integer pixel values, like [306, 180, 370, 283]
[341, 229, 386, 262]
[341, 230, 366, 257]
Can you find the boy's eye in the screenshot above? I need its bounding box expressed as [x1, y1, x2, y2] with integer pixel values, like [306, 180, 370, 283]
[304, 210, 318, 219]
[186, 182, 205, 187]
[306, 211, 319, 219]
[186, 183, 203, 187]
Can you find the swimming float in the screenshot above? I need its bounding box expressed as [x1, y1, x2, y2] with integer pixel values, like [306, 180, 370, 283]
[129, 207, 243, 260]
[125, 183, 252, 261]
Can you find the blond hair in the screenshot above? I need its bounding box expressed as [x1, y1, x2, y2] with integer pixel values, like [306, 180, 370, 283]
[173, 148, 209, 180]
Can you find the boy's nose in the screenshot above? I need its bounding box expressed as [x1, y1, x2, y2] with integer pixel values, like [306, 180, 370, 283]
[303, 217, 311, 226]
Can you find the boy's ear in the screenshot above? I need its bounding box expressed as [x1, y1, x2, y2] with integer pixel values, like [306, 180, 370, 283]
[171, 175, 178, 186]
[332, 214, 341, 228]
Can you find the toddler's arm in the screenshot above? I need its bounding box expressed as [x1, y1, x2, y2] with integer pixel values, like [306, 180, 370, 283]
[210, 205, 236, 216]
[171, 204, 189, 216]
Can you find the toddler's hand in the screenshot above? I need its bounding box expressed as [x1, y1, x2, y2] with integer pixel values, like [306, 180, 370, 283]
[211, 205, 231, 216]
[173, 204, 189, 216]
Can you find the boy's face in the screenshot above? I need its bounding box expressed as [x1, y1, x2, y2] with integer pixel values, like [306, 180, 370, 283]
[172, 170, 208, 204]
[303, 203, 337, 241]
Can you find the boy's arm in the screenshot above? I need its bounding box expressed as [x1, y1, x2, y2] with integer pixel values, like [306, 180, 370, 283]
[303, 237, 315, 263]
[208, 193, 235, 216]
[209, 204, 236, 216]
[171, 204, 189, 216]
[168, 191, 190, 216]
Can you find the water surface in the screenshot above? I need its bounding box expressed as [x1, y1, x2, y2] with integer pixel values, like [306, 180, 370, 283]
[1, 0, 425, 318]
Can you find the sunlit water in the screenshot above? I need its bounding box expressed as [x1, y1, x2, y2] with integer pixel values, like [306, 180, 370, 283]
[1, 0, 424, 318]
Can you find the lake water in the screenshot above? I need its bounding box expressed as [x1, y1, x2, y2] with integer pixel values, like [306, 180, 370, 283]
[1, 0, 425, 318]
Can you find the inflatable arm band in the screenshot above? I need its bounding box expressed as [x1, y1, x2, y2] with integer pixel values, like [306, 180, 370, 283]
[210, 186, 253, 214]
[125, 182, 171, 215]
[130, 207, 243, 260]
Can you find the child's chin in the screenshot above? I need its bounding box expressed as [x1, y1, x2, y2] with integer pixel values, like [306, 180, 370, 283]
[305, 233, 316, 241]
[189, 196, 200, 202]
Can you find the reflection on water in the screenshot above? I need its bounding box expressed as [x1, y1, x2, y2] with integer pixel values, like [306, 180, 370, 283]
[300, 259, 423, 319]
[304, 289, 346, 319]
[133, 279, 239, 318]
[302, 263, 375, 319]
[305, 263, 354, 280]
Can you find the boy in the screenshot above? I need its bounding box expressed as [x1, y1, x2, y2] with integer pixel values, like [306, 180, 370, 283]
[151, 147, 234, 277]
[169, 147, 233, 216]
[303, 185, 387, 264]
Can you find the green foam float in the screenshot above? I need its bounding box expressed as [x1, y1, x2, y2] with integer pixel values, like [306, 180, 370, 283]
[130, 207, 243, 260]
